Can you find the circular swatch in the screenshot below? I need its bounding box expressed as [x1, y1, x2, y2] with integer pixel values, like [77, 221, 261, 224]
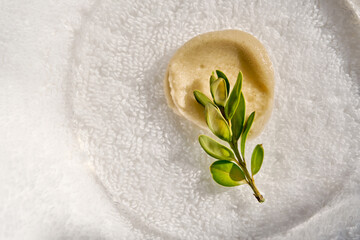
[165, 30, 274, 139]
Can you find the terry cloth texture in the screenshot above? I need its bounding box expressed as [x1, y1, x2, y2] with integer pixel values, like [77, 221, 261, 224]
[1, 0, 360, 239]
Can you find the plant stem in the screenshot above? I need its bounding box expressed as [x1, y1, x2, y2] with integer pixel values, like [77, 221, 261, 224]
[230, 141, 265, 203]
[219, 106, 226, 119]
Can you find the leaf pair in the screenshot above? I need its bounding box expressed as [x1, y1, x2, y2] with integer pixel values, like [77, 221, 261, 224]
[195, 71, 245, 143]
[211, 71, 246, 144]
[210, 70, 244, 121]
[209, 144, 264, 187]
[225, 71, 243, 120]
[232, 95, 257, 168]
[208, 143, 264, 187]
[199, 135, 245, 186]
[194, 92, 232, 142]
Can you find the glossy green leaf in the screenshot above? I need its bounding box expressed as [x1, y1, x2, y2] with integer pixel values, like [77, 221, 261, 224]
[240, 111, 255, 157]
[251, 144, 264, 176]
[231, 92, 246, 142]
[215, 70, 230, 93]
[205, 103, 232, 142]
[199, 135, 235, 161]
[193, 90, 212, 107]
[225, 71, 243, 120]
[209, 71, 217, 85]
[210, 160, 246, 187]
[210, 78, 228, 107]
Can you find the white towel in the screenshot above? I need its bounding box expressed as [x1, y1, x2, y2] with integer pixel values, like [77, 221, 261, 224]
[1, 0, 359, 239]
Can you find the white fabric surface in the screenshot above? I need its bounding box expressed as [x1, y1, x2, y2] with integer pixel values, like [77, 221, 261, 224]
[1, 0, 359, 239]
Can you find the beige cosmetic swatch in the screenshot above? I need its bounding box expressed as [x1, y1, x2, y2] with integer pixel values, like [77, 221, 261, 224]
[164, 30, 274, 139]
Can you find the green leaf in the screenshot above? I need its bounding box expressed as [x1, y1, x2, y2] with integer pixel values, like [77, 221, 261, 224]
[210, 78, 228, 107]
[231, 92, 246, 142]
[205, 103, 232, 142]
[225, 71, 243, 120]
[215, 70, 230, 94]
[209, 71, 217, 85]
[199, 135, 235, 161]
[193, 90, 212, 107]
[251, 144, 264, 176]
[240, 111, 255, 157]
[210, 160, 246, 187]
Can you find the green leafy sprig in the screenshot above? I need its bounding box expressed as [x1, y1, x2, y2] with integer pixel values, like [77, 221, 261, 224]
[194, 70, 265, 203]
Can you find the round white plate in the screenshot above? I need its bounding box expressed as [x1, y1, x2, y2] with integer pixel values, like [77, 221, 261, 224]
[70, 0, 360, 239]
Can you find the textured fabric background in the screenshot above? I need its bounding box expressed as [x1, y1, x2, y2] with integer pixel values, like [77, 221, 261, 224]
[1, 0, 359, 239]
